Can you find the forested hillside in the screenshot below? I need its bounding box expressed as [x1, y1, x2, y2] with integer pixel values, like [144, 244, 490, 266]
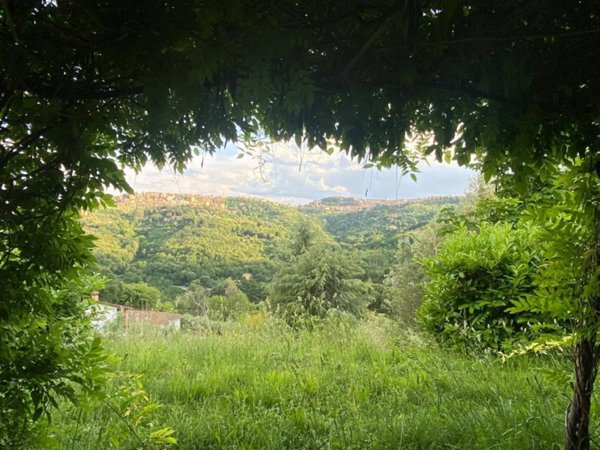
[302, 196, 460, 283]
[83, 193, 458, 306]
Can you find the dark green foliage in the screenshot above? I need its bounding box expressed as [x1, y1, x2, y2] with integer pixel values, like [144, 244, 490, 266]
[270, 243, 371, 322]
[100, 280, 161, 310]
[269, 218, 371, 321]
[0, 200, 111, 445]
[97, 280, 122, 304]
[287, 220, 324, 258]
[3, 1, 598, 181]
[276, 219, 333, 261]
[119, 282, 162, 310]
[418, 223, 543, 351]
[507, 162, 598, 328]
[0, 275, 108, 448]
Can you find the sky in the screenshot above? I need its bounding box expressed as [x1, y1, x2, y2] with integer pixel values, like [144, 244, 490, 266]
[123, 142, 475, 205]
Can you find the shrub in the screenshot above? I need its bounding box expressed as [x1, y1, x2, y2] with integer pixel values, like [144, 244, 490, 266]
[174, 285, 210, 315]
[101, 281, 161, 309]
[0, 275, 108, 448]
[417, 223, 543, 351]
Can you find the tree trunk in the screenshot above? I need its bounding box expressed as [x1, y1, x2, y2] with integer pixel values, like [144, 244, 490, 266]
[565, 337, 597, 450]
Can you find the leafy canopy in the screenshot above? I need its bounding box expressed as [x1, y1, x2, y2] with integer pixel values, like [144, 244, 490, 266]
[3, 2, 598, 189]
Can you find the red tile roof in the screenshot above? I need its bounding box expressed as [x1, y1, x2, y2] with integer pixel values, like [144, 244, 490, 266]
[124, 309, 182, 326]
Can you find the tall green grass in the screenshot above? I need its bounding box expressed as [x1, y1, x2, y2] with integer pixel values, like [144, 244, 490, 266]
[54, 316, 584, 449]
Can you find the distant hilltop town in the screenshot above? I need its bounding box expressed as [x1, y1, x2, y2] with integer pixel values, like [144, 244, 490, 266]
[302, 195, 459, 213]
[112, 192, 460, 213]
[114, 192, 226, 208]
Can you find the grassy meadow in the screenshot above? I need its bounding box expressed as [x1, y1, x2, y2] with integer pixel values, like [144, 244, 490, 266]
[53, 315, 583, 449]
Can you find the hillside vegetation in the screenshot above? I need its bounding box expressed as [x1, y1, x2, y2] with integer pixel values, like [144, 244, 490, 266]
[83, 193, 457, 305]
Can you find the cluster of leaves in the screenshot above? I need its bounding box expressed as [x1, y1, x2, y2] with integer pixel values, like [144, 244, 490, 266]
[0, 275, 109, 448]
[380, 177, 494, 324]
[508, 160, 600, 339]
[417, 164, 599, 352]
[101, 281, 162, 310]
[55, 369, 176, 449]
[418, 222, 544, 351]
[378, 223, 442, 323]
[175, 279, 255, 320]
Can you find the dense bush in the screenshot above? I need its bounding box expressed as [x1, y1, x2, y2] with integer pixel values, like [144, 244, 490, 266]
[172, 279, 257, 321]
[208, 292, 255, 320]
[174, 284, 210, 315]
[418, 222, 544, 351]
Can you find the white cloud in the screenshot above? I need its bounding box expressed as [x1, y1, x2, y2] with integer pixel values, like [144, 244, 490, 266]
[120, 142, 475, 204]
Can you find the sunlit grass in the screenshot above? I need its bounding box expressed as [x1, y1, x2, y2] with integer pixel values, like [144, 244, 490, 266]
[55, 316, 581, 449]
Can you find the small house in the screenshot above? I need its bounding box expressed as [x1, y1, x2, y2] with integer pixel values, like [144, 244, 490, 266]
[90, 296, 182, 331]
[123, 309, 182, 330]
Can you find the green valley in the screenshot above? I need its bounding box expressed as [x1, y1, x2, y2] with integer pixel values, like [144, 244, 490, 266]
[84, 193, 458, 308]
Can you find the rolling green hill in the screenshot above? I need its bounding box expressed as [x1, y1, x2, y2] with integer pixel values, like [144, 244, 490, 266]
[82, 193, 458, 304]
[301, 196, 460, 282]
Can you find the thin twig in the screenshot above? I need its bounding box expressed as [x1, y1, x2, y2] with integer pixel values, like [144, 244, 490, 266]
[101, 399, 146, 448]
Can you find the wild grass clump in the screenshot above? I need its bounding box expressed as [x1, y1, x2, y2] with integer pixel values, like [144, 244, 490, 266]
[54, 315, 582, 449]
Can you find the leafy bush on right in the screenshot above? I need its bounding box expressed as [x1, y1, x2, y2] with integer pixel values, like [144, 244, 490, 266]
[418, 222, 544, 351]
